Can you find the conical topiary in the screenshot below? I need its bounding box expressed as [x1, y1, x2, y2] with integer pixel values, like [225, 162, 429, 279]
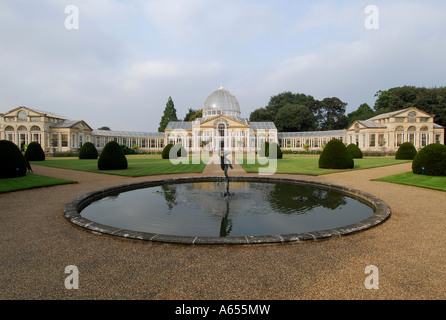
[395, 142, 417, 160]
[79, 142, 98, 159]
[412, 143, 446, 176]
[319, 139, 354, 169]
[346, 143, 363, 159]
[24, 141, 45, 161]
[0, 140, 27, 178]
[97, 141, 128, 170]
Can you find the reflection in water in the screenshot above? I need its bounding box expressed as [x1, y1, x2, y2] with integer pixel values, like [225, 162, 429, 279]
[219, 200, 232, 237]
[81, 181, 374, 238]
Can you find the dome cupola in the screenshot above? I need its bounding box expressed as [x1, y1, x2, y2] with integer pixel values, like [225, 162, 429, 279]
[202, 86, 241, 120]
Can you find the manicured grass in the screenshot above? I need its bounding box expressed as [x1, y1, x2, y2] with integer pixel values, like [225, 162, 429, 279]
[32, 155, 206, 177]
[373, 171, 446, 192]
[240, 154, 411, 175]
[0, 173, 76, 193]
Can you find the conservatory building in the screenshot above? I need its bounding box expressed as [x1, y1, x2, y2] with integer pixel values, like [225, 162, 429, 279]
[164, 86, 278, 153]
[1, 88, 444, 155]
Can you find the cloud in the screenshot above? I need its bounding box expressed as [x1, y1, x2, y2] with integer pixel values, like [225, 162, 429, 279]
[1, 0, 446, 131]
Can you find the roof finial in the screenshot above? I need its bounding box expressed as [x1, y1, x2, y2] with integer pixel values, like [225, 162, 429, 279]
[219, 83, 223, 89]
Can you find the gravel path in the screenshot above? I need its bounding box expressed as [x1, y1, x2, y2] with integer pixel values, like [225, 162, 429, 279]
[1, 162, 445, 300]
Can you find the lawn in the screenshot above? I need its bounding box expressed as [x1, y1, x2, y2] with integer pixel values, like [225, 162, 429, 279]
[31, 155, 207, 177]
[240, 154, 411, 175]
[373, 171, 446, 192]
[0, 173, 76, 193]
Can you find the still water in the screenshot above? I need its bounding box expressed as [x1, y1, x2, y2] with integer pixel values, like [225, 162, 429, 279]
[80, 182, 374, 237]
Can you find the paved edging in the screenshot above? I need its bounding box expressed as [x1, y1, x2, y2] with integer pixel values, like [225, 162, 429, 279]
[64, 176, 391, 245]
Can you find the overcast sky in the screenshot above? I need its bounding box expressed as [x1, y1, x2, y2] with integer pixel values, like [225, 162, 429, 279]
[1, 0, 445, 131]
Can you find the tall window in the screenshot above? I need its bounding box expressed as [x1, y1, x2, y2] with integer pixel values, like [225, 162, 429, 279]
[395, 126, 404, 147]
[408, 126, 416, 145]
[61, 134, 68, 147]
[420, 127, 429, 147]
[218, 123, 225, 137]
[369, 133, 376, 147]
[52, 133, 59, 147]
[5, 126, 14, 142]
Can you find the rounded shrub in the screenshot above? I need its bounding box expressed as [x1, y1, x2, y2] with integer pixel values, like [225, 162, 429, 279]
[395, 142, 417, 160]
[412, 143, 446, 176]
[161, 143, 186, 159]
[318, 139, 354, 169]
[346, 143, 363, 159]
[259, 141, 270, 157]
[79, 142, 98, 159]
[97, 141, 128, 170]
[260, 141, 283, 159]
[0, 140, 27, 178]
[162, 144, 173, 159]
[24, 141, 45, 161]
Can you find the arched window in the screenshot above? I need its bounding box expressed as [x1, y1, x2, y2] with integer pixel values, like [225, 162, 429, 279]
[395, 126, 405, 147]
[407, 126, 416, 145]
[4, 126, 15, 142]
[218, 123, 225, 137]
[18, 110, 28, 121]
[420, 126, 429, 147]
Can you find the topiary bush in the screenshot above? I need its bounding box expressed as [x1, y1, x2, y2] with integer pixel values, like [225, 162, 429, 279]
[161, 143, 186, 159]
[162, 144, 173, 159]
[346, 143, 363, 159]
[120, 144, 137, 155]
[97, 141, 128, 170]
[24, 141, 45, 161]
[412, 143, 446, 176]
[319, 139, 354, 169]
[395, 142, 417, 160]
[258, 141, 270, 157]
[79, 142, 98, 159]
[0, 140, 27, 178]
[259, 141, 283, 159]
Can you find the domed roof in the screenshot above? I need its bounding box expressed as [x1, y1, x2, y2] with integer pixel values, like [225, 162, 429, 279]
[202, 86, 241, 119]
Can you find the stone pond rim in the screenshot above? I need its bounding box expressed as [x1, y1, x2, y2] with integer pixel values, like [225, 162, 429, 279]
[63, 176, 391, 245]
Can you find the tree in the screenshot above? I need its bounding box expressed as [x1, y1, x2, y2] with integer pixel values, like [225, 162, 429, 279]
[158, 96, 178, 132]
[274, 104, 317, 132]
[249, 92, 316, 123]
[313, 97, 348, 130]
[97, 126, 111, 130]
[347, 103, 375, 127]
[184, 108, 203, 121]
[266, 91, 316, 113]
[249, 107, 275, 122]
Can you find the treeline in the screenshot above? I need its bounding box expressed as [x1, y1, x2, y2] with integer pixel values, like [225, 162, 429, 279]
[249, 86, 446, 132]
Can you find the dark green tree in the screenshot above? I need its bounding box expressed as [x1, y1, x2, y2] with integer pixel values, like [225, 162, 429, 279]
[158, 96, 178, 132]
[24, 142, 45, 161]
[266, 91, 316, 113]
[249, 107, 275, 122]
[184, 108, 200, 121]
[313, 97, 348, 130]
[97, 126, 111, 130]
[249, 92, 316, 123]
[274, 104, 317, 132]
[347, 103, 375, 127]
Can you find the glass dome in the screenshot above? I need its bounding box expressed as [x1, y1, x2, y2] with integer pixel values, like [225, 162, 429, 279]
[202, 86, 241, 120]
